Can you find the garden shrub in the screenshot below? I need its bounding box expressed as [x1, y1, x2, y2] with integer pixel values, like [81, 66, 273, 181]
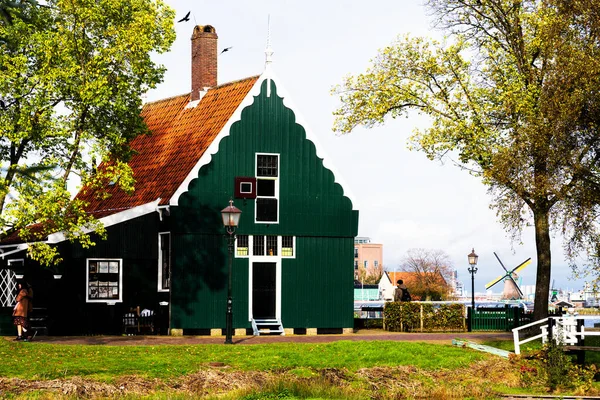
[383, 302, 465, 332]
[514, 341, 598, 393]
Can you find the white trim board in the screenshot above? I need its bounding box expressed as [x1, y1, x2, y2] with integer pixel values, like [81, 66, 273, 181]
[47, 198, 161, 244]
[0, 244, 28, 258]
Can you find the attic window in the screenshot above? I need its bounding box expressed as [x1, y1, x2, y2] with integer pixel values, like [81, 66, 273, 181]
[257, 155, 278, 177]
[256, 154, 279, 223]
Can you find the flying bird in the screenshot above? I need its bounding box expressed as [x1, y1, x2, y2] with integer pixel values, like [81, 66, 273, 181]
[220, 46, 233, 55]
[177, 11, 190, 23]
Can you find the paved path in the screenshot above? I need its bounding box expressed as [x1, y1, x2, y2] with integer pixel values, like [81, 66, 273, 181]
[17, 331, 513, 346]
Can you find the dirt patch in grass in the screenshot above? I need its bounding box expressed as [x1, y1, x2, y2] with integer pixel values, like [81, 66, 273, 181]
[0, 376, 122, 397]
[0, 359, 522, 399]
[179, 369, 271, 395]
[352, 359, 518, 399]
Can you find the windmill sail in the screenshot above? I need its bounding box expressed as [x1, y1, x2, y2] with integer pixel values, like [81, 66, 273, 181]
[486, 275, 506, 290]
[512, 258, 532, 275]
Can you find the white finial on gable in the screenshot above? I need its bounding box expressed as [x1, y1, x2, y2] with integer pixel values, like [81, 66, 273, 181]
[265, 15, 274, 97]
[265, 15, 274, 67]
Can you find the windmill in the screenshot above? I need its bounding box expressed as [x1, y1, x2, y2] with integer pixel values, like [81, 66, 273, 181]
[485, 253, 532, 300]
[550, 279, 558, 302]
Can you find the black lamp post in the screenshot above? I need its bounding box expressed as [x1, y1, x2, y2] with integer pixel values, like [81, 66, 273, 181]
[467, 248, 479, 332]
[221, 199, 241, 344]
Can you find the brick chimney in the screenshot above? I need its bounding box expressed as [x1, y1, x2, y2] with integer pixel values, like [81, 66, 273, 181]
[191, 25, 218, 101]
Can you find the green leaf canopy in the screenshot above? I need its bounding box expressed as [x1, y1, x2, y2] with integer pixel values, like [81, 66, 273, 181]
[334, 0, 600, 320]
[0, 0, 175, 264]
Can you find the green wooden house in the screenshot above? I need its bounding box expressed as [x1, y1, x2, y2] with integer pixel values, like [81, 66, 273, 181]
[0, 25, 358, 336]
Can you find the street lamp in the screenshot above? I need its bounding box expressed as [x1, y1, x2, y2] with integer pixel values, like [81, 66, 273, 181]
[221, 199, 242, 344]
[467, 248, 479, 332]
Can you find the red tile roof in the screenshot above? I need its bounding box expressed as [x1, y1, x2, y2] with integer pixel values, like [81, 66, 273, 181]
[1, 223, 44, 245]
[386, 271, 448, 288]
[77, 76, 260, 215]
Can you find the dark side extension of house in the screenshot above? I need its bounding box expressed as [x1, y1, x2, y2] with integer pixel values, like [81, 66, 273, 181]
[0, 25, 359, 336]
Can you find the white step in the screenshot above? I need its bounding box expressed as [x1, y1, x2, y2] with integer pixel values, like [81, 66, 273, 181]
[252, 318, 285, 336]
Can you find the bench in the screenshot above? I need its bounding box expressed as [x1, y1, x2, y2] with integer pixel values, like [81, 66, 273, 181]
[29, 307, 49, 335]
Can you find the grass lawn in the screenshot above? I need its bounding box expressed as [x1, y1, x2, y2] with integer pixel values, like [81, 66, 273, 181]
[0, 336, 596, 399]
[0, 339, 489, 380]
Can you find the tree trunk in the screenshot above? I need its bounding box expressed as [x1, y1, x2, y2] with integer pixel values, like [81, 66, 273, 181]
[533, 207, 551, 322]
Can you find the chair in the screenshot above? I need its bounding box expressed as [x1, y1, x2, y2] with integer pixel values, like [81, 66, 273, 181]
[122, 306, 155, 335]
[138, 308, 155, 334]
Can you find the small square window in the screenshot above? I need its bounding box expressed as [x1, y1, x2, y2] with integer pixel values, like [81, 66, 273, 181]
[257, 179, 275, 196]
[253, 235, 265, 256]
[266, 236, 278, 256]
[256, 198, 278, 222]
[240, 182, 253, 193]
[234, 177, 257, 199]
[237, 235, 249, 256]
[257, 155, 278, 177]
[282, 236, 294, 257]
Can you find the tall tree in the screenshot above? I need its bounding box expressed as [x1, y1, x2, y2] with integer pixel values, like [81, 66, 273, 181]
[333, 0, 600, 321]
[356, 262, 383, 285]
[400, 248, 454, 301]
[0, 0, 175, 264]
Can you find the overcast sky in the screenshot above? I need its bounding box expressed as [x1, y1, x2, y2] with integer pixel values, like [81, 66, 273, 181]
[147, 0, 590, 294]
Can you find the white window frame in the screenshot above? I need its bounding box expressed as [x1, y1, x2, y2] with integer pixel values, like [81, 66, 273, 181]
[255, 153, 280, 224]
[235, 235, 296, 259]
[158, 232, 171, 292]
[86, 258, 123, 304]
[7, 258, 24, 271]
[374, 260, 379, 268]
[363, 260, 368, 268]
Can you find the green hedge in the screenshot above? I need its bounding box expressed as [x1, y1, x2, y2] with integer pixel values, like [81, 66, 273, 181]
[384, 302, 466, 332]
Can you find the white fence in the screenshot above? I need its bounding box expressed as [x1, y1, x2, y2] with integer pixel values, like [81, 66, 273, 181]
[512, 315, 600, 355]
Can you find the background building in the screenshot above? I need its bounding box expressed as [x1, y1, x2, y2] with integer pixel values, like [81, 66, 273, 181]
[354, 237, 383, 281]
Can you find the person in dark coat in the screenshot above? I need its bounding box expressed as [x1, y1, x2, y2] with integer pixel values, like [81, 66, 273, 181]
[12, 279, 32, 341]
[394, 279, 412, 302]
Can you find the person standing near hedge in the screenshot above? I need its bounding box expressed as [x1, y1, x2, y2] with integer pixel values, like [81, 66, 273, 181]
[394, 279, 412, 302]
